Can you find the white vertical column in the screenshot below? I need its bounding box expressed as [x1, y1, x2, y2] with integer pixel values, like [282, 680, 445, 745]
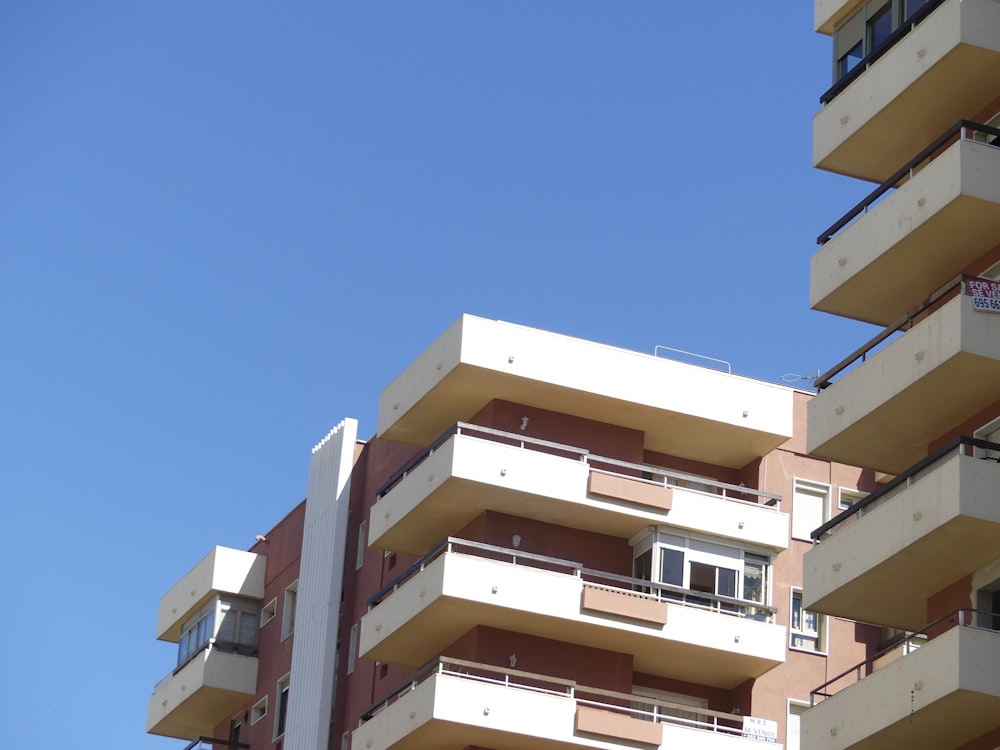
[285, 418, 358, 750]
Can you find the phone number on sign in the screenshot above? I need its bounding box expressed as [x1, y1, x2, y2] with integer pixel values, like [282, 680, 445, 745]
[972, 296, 1000, 311]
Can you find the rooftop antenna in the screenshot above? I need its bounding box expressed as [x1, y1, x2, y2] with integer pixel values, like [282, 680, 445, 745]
[781, 370, 820, 384]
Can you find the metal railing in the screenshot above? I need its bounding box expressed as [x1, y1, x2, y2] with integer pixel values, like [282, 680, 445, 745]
[817, 120, 1000, 245]
[180, 738, 249, 750]
[812, 435, 1000, 541]
[367, 537, 777, 622]
[812, 275, 966, 391]
[810, 608, 999, 705]
[359, 656, 770, 741]
[819, 0, 945, 105]
[375, 421, 781, 509]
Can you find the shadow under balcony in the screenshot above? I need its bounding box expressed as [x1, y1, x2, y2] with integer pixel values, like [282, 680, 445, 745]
[804, 437, 1000, 629]
[814, 0, 1000, 183]
[805, 614, 1000, 750]
[370, 424, 787, 556]
[353, 657, 783, 750]
[808, 283, 1000, 475]
[360, 539, 785, 689]
[812, 123, 1000, 326]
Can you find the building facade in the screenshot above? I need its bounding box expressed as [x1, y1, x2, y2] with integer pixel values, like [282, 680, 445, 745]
[803, 1, 1000, 749]
[147, 315, 879, 750]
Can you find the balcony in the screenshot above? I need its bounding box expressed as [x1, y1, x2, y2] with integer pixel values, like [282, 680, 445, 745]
[804, 437, 1000, 629]
[353, 657, 783, 750]
[814, 0, 1000, 182]
[377, 315, 793, 469]
[369, 423, 787, 555]
[812, 123, 1000, 326]
[805, 614, 1000, 750]
[147, 644, 258, 739]
[157, 546, 266, 642]
[808, 283, 1000, 474]
[361, 539, 785, 689]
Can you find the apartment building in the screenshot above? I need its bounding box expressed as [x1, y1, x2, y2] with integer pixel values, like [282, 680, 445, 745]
[147, 315, 879, 750]
[802, 1, 1000, 749]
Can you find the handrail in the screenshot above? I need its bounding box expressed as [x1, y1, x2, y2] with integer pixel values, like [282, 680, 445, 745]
[810, 608, 997, 704]
[375, 421, 782, 507]
[359, 655, 754, 735]
[367, 537, 777, 619]
[180, 738, 250, 750]
[819, 0, 945, 105]
[812, 274, 964, 391]
[817, 120, 1000, 245]
[811, 435, 1000, 541]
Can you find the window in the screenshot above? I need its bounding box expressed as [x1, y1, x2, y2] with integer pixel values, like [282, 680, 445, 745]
[976, 577, 1000, 630]
[631, 529, 772, 619]
[838, 488, 867, 511]
[347, 624, 358, 674]
[975, 416, 1000, 461]
[177, 600, 215, 666]
[786, 701, 809, 750]
[866, 2, 893, 51]
[830, 0, 937, 84]
[260, 597, 277, 628]
[274, 674, 290, 740]
[790, 590, 826, 652]
[282, 581, 298, 640]
[176, 595, 260, 667]
[973, 112, 1000, 146]
[791, 480, 830, 541]
[356, 522, 366, 570]
[632, 687, 708, 726]
[251, 696, 268, 725]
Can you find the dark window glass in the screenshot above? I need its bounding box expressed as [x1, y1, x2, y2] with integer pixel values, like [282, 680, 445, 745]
[838, 41, 863, 79]
[660, 548, 684, 587]
[904, 0, 931, 20]
[868, 5, 893, 51]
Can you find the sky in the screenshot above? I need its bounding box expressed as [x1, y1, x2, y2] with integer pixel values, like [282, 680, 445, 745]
[1, 3, 877, 748]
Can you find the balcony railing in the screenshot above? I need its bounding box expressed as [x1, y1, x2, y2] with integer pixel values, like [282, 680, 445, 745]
[367, 537, 777, 622]
[811, 436, 1000, 542]
[180, 739, 249, 750]
[375, 422, 781, 509]
[819, 0, 945, 105]
[817, 120, 1000, 246]
[809, 608, 999, 705]
[359, 656, 770, 741]
[812, 275, 972, 391]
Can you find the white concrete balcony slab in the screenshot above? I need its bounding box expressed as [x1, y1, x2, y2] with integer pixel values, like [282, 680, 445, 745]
[370, 427, 788, 556]
[157, 546, 266, 642]
[804, 444, 1000, 630]
[812, 136, 1000, 326]
[804, 622, 1000, 750]
[378, 315, 793, 469]
[814, 0, 1000, 182]
[353, 658, 782, 750]
[360, 542, 785, 689]
[808, 290, 1000, 475]
[146, 646, 258, 739]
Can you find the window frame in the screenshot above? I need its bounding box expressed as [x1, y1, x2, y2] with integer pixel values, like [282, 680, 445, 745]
[791, 479, 831, 541]
[251, 695, 268, 726]
[838, 487, 867, 511]
[274, 673, 291, 740]
[281, 581, 299, 641]
[790, 589, 827, 654]
[260, 597, 277, 628]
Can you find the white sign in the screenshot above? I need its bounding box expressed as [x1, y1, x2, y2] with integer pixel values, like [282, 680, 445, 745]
[966, 277, 1000, 313]
[742, 715, 778, 743]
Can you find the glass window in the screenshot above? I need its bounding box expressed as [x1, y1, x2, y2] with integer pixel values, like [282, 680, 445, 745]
[177, 600, 216, 667]
[868, 4, 893, 50]
[274, 675, 290, 739]
[791, 591, 825, 652]
[282, 581, 299, 640]
[838, 41, 863, 78]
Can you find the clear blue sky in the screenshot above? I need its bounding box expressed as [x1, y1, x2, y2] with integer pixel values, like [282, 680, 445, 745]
[1, 3, 875, 748]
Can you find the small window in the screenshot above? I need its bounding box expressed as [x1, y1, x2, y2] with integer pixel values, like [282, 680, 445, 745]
[791, 480, 831, 541]
[251, 696, 268, 725]
[274, 674, 290, 739]
[867, 3, 893, 51]
[282, 581, 299, 640]
[838, 41, 863, 78]
[838, 488, 867, 511]
[356, 522, 366, 571]
[347, 624, 358, 674]
[787, 701, 809, 750]
[260, 597, 277, 628]
[790, 590, 826, 653]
